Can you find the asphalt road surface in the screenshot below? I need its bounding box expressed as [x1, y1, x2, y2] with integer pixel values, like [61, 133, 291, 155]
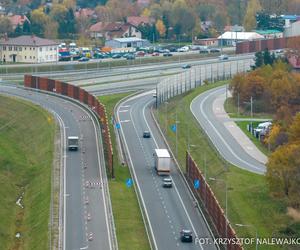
[116, 91, 218, 250]
[0, 85, 114, 250]
[190, 85, 266, 174]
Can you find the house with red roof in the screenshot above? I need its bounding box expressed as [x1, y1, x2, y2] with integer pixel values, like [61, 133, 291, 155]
[89, 22, 141, 40]
[8, 15, 30, 30]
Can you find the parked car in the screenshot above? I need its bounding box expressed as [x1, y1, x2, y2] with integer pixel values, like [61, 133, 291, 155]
[182, 64, 191, 69]
[177, 46, 189, 52]
[199, 49, 209, 54]
[135, 51, 146, 57]
[152, 52, 160, 56]
[143, 131, 151, 138]
[124, 53, 135, 60]
[163, 52, 173, 57]
[218, 54, 229, 60]
[112, 54, 122, 59]
[254, 121, 272, 136]
[180, 230, 193, 242]
[163, 178, 172, 188]
[78, 57, 89, 62]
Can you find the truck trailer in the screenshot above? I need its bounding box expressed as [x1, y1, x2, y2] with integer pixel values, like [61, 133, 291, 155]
[68, 136, 79, 151]
[154, 149, 171, 175]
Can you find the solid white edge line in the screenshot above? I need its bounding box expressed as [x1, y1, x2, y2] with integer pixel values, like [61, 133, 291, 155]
[117, 99, 158, 250]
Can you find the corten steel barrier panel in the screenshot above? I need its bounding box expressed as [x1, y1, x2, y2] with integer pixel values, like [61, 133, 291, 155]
[39, 77, 48, 91]
[67, 84, 75, 99]
[73, 86, 79, 100]
[266, 39, 274, 51]
[88, 93, 94, 108]
[48, 79, 55, 92]
[61, 82, 68, 96]
[261, 39, 268, 51]
[54, 80, 63, 94]
[24, 75, 32, 88]
[254, 40, 261, 52]
[249, 41, 256, 53]
[186, 152, 243, 250]
[79, 88, 85, 103]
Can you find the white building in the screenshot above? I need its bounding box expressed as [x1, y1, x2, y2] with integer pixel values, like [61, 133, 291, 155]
[218, 32, 264, 46]
[0, 35, 59, 63]
[284, 20, 300, 37]
[105, 37, 151, 49]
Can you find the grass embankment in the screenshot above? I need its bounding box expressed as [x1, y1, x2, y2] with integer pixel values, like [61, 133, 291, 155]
[0, 95, 55, 249]
[98, 93, 150, 250]
[154, 82, 297, 250]
[224, 97, 272, 156]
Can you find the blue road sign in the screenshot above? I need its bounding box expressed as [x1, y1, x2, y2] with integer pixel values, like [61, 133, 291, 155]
[116, 123, 121, 129]
[194, 179, 200, 189]
[126, 178, 133, 188]
[171, 124, 177, 132]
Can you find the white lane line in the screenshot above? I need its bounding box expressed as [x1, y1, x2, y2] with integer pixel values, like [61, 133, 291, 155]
[190, 87, 264, 173]
[118, 109, 129, 113]
[120, 119, 131, 123]
[142, 98, 204, 250]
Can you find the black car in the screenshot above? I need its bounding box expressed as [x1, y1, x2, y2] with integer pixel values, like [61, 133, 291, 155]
[112, 54, 122, 59]
[163, 178, 172, 188]
[126, 54, 135, 60]
[209, 48, 221, 53]
[180, 230, 193, 242]
[143, 131, 151, 138]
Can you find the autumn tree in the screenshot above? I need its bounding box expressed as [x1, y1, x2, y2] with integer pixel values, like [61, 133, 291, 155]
[243, 0, 262, 31]
[266, 143, 300, 200]
[0, 16, 13, 35]
[30, 8, 50, 37]
[156, 19, 166, 38]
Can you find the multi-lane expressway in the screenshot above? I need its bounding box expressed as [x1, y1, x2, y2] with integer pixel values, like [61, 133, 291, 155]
[0, 85, 115, 250]
[116, 91, 218, 249]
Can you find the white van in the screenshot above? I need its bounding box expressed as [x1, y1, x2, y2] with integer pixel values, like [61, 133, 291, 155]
[254, 122, 272, 136]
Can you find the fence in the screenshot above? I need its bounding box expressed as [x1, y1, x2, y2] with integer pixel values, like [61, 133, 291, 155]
[186, 152, 243, 250]
[156, 58, 253, 105]
[23, 75, 114, 177]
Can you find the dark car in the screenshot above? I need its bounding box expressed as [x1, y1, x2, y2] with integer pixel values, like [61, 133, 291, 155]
[182, 64, 191, 69]
[124, 53, 135, 60]
[78, 57, 89, 62]
[180, 230, 193, 242]
[163, 178, 172, 188]
[143, 131, 151, 138]
[209, 48, 221, 53]
[163, 52, 173, 57]
[199, 49, 209, 54]
[112, 54, 122, 59]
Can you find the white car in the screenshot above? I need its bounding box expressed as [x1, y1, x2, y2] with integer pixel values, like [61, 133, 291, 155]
[177, 46, 189, 52]
[218, 54, 229, 60]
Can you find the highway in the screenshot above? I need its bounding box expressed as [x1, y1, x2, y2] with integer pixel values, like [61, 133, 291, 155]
[116, 91, 218, 249]
[0, 85, 115, 250]
[190, 85, 266, 174]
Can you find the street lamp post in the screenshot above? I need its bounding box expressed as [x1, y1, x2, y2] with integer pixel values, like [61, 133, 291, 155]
[235, 223, 258, 250]
[209, 177, 228, 249]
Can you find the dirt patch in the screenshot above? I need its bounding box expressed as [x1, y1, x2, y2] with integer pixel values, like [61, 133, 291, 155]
[287, 207, 300, 222]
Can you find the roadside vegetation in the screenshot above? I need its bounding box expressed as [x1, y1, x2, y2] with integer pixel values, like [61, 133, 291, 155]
[0, 95, 55, 249]
[98, 93, 150, 250]
[154, 81, 299, 250]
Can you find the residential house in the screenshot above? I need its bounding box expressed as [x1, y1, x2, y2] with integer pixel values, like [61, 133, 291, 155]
[89, 22, 142, 40]
[0, 35, 59, 63]
[127, 16, 152, 27]
[75, 8, 96, 19]
[224, 25, 245, 32]
[218, 31, 264, 46]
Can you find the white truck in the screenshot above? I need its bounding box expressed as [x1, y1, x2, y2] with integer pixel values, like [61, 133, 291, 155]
[154, 149, 171, 175]
[68, 136, 79, 151]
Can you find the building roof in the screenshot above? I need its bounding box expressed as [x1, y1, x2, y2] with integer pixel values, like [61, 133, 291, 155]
[127, 16, 151, 27]
[75, 8, 95, 19]
[0, 35, 59, 46]
[280, 15, 300, 21]
[89, 22, 129, 32]
[218, 31, 264, 40]
[254, 29, 282, 35]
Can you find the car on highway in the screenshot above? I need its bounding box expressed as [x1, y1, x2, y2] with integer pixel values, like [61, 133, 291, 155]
[163, 178, 172, 188]
[180, 230, 193, 242]
[78, 57, 89, 62]
[209, 48, 221, 53]
[182, 64, 191, 69]
[218, 54, 229, 60]
[163, 52, 173, 57]
[143, 131, 151, 138]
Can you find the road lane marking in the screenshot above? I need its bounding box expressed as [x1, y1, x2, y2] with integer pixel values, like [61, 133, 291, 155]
[120, 119, 131, 123]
